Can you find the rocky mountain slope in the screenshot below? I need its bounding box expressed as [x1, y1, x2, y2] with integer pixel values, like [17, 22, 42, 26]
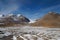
[0, 14, 30, 26]
[31, 12, 60, 28]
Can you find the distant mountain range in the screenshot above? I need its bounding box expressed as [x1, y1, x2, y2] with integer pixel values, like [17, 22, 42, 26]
[31, 12, 60, 28]
[0, 12, 60, 27]
[0, 14, 30, 26]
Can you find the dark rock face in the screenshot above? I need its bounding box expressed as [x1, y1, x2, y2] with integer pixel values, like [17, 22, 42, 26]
[15, 15, 30, 24]
[0, 14, 30, 26]
[3, 35, 13, 40]
[31, 12, 60, 28]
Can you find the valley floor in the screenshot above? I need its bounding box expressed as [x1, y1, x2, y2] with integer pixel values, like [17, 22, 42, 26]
[0, 26, 60, 40]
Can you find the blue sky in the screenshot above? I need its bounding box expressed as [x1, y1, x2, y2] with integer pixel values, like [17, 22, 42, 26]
[0, 0, 60, 20]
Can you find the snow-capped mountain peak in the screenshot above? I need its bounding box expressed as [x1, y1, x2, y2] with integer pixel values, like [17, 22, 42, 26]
[0, 14, 5, 18]
[7, 14, 14, 17]
[0, 13, 30, 25]
[17, 14, 21, 17]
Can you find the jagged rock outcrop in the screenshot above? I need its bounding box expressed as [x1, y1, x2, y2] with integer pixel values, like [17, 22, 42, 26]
[0, 14, 30, 26]
[31, 12, 60, 28]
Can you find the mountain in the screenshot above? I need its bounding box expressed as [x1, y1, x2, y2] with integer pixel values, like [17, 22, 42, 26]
[0, 14, 30, 26]
[31, 12, 60, 28]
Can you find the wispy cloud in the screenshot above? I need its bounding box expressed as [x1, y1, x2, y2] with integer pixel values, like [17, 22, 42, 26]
[0, 5, 18, 14]
[0, 0, 60, 20]
[0, 0, 20, 14]
[32, 5, 60, 19]
[40, 5, 60, 12]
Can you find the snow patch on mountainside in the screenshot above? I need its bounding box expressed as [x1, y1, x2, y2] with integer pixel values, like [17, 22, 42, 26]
[29, 19, 36, 23]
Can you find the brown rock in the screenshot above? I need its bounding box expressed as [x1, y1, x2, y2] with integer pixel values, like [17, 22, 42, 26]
[31, 12, 60, 28]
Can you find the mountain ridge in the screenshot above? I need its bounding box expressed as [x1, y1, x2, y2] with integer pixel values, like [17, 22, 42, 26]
[31, 12, 60, 28]
[0, 14, 30, 27]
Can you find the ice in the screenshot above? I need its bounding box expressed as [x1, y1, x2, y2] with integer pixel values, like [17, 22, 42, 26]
[4, 32, 11, 36]
[0, 26, 60, 40]
[13, 36, 17, 40]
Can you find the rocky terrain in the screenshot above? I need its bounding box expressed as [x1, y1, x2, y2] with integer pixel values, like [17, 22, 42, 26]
[31, 12, 60, 28]
[0, 12, 60, 40]
[0, 12, 60, 28]
[0, 14, 30, 27]
[0, 26, 60, 40]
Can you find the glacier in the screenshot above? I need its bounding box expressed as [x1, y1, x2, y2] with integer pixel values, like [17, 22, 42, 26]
[0, 26, 60, 40]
